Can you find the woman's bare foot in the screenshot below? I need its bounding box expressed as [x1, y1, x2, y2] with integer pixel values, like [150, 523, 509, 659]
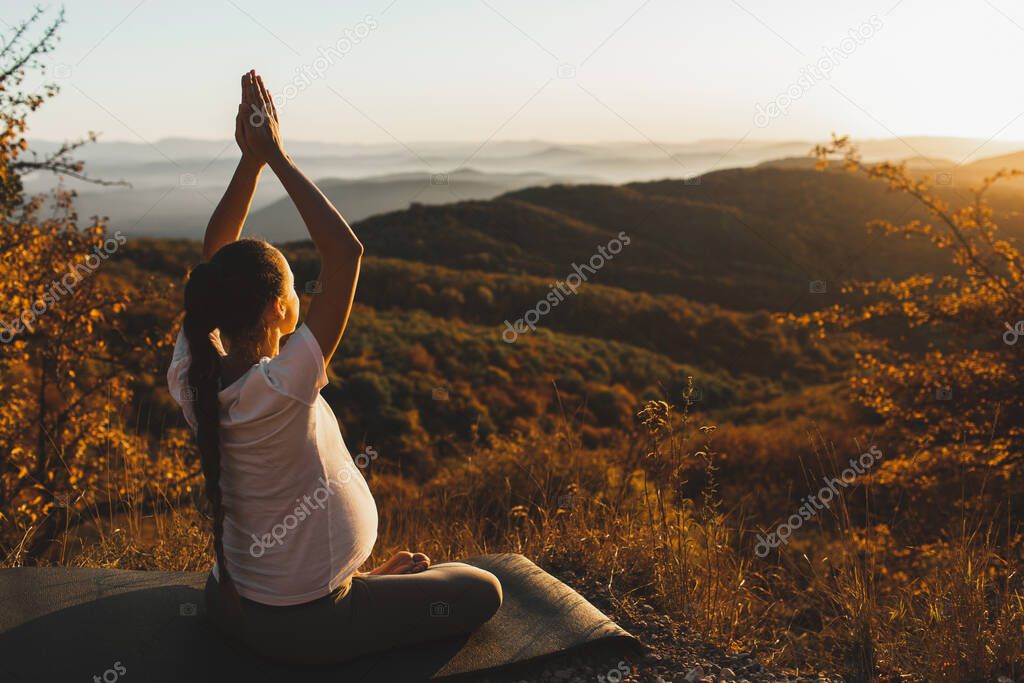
[408, 552, 430, 573]
[367, 551, 431, 575]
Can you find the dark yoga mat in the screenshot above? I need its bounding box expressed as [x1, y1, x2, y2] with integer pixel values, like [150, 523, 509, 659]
[0, 553, 639, 682]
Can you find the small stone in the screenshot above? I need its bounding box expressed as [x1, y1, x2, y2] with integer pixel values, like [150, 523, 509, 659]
[720, 668, 736, 681]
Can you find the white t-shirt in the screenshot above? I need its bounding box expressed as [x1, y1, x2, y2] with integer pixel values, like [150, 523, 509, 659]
[167, 323, 378, 606]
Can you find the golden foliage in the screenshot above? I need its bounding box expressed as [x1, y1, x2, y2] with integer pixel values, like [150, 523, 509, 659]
[796, 135, 1024, 473]
[0, 9, 191, 559]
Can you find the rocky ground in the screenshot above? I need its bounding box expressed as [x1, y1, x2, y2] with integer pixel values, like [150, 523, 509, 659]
[472, 565, 843, 683]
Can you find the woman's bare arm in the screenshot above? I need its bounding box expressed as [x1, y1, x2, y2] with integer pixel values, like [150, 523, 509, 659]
[267, 154, 363, 364]
[201, 73, 266, 261]
[202, 159, 261, 261]
[242, 72, 363, 363]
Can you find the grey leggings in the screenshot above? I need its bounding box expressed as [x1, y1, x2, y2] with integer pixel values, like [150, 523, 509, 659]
[204, 562, 502, 665]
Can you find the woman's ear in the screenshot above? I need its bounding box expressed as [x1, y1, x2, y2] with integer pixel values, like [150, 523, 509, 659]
[263, 297, 287, 326]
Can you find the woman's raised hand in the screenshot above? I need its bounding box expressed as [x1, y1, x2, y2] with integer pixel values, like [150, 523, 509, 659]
[239, 70, 285, 164]
[234, 101, 258, 165]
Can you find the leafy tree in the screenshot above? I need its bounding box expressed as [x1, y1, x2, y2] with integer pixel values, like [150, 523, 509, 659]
[796, 135, 1024, 519]
[0, 9, 181, 560]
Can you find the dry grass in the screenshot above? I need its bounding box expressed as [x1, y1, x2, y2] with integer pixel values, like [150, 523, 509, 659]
[3, 395, 1021, 683]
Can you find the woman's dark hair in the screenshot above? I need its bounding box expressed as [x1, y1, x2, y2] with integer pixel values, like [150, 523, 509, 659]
[183, 238, 287, 627]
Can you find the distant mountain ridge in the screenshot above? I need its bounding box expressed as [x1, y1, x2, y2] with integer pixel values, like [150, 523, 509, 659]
[333, 164, 1024, 312]
[244, 169, 586, 241]
[20, 136, 1024, 242]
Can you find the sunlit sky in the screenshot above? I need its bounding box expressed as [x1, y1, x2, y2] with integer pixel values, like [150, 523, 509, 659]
[7, 0, 1024, 146]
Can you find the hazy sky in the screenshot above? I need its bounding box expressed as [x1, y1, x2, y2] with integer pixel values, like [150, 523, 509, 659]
[7, 0, 1024, 148]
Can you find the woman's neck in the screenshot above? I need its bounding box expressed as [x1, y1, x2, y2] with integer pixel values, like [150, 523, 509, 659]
[222, 328, 282, 378]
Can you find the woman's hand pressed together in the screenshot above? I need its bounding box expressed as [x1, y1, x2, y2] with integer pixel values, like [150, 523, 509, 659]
[239, 70, 286, 166]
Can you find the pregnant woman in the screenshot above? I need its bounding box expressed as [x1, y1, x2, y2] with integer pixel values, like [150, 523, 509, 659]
[166, 71, 501, 664]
